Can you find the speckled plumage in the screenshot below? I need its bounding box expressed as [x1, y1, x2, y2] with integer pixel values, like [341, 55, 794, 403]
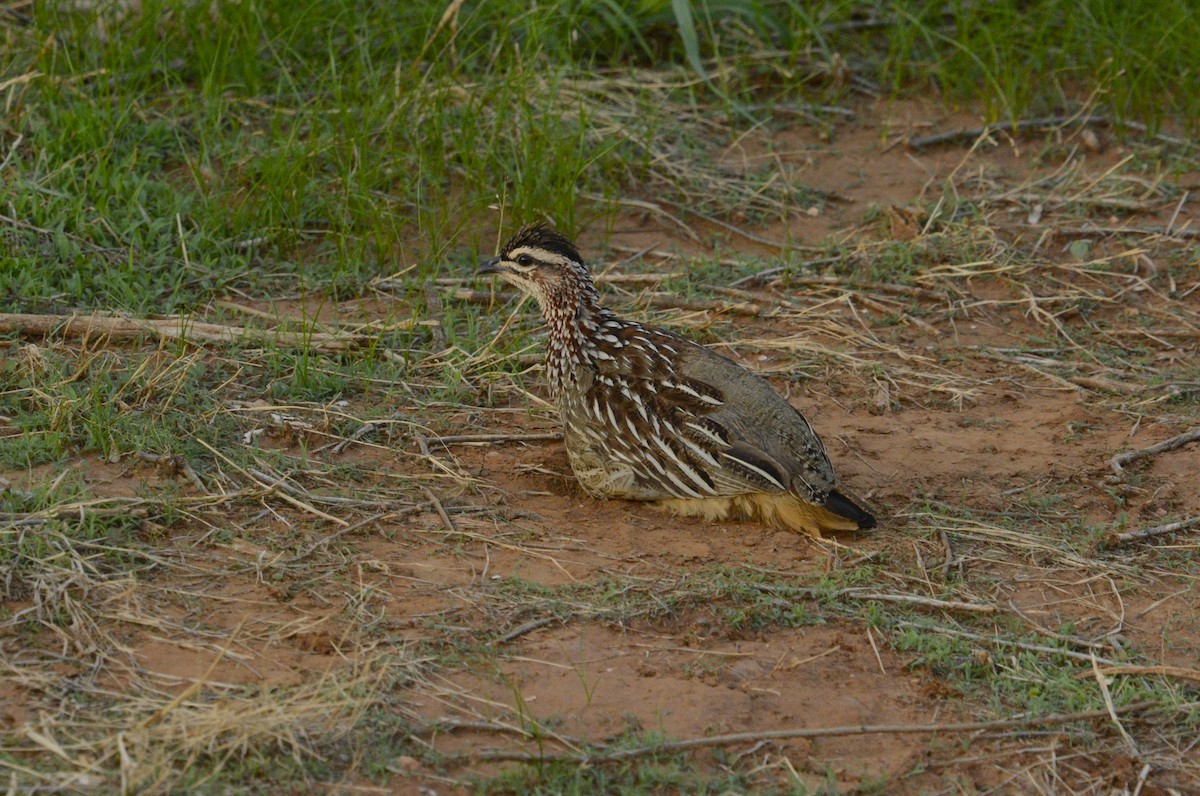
[479, 222, 877, 536]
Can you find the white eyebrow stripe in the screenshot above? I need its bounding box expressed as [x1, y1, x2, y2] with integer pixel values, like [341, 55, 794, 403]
[507, 247, 574, 268]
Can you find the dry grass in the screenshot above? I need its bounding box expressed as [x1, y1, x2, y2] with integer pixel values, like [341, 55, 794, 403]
[4, 105, 1200, 793]
[2, 646, 410, 792]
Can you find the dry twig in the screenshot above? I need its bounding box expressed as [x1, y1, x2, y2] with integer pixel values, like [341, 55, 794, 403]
[894, 621, 1120, 665]
[1111, 517, 1200, 546]
[463, 700, 1164, 765]
[0, 312, 364, 352]
[907, 114, 1111, 150]
[1084, 664, 1200, 684]
[420, 486, 458, 534]
[432, 432, 561, 446]
[1109, 427, 1200, 478]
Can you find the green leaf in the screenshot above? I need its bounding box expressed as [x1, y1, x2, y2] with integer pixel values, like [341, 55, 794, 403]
[670, 0, 707, 80]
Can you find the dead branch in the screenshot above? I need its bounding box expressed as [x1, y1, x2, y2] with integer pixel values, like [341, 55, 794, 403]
[1084, 665, 1200, 684]
[1109, 427, 1200, 478]
[1070, 375, 1143, 395]
[906, 114, 1112, 150]
[751, 584, 994, 615]
[1111, 517, 1200, 545]
[285, 512, 395, 564]
[633, 292, 761, 316]
[894, 621, 1119, 665]
[464, 700, 1163, 765]
[431, 432, 561, 446]
[239, 468, 349, 526]
[135, 451, 206, 491]
[0, 312, 364, 352]
[1051, 224, 1200, 240]
[496, 616, 560, 644]
[855, 592, 995, 614]
[420, 486, 458, 533]
[728, 259, 839, 288]
[0, 507, 150, 525]
[735, 271, 944, 301]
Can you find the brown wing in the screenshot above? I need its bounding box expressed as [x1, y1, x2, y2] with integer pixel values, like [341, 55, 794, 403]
[575, 318, 817, 501]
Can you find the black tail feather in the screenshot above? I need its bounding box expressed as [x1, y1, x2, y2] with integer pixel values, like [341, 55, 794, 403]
[823, 489, 877, 530]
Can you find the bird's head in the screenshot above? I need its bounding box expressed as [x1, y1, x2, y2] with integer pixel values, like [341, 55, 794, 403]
[478, 222, 594, 310]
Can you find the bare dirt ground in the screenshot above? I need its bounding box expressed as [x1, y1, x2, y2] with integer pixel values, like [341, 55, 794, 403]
[3, 98, 1200, 793]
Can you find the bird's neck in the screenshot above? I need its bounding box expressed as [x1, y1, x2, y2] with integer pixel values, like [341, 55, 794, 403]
[538, 275, 604, 400]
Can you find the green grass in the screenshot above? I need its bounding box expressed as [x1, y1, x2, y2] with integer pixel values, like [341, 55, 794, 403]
[3, 1, 1199, 315]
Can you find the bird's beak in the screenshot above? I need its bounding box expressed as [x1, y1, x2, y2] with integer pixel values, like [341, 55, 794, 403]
[478, 255, 503, 275]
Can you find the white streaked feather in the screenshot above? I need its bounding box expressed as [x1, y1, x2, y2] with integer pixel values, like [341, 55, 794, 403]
[684, 420, 726, 446]
[659, 464, 704, 499]
[679, 436, 721, 468]
[720, 451, 787, 492]
[651, 434, 714, 495]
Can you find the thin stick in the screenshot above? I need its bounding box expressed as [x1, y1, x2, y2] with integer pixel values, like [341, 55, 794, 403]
[866, 626, 887, 674]
[1007, 601, 1109, 651]
[728, 259, 839, 288]
[420, 486, 458, 533]
[906, 114, 1111, 150]
[135, 451, 206, 491]
[465, 701, 1163, 764]
[1111, 517, 1200, 545]
[248, 473, 348, 525]
[856, 592, 995, 614]
[135, 621, 246, 730]
[634, 292, 761, 316]
[496, 616, 560, 644]
[315, 412, 407, 455]
[432, 432, 561, 446]
[0, 507, 150, 525]
[195, 439, 349, 526]
[424, 283, 448, 353]
[751, 584, 995, 615]
[286, 512, 394, 564]
[1085, 664, 1200, 684]
[1165, 190, 1190, 237]
[657, 198, 788, 250]
[894, 621, 1120, 665]
[1051, 224, 1200, 240]
[1092, 653, 1139, 755]
[754, 273, 941, 300]
[1110, 427, 1200, 477]
[0, 312, 363, 352]
[940, 530, 954, 581]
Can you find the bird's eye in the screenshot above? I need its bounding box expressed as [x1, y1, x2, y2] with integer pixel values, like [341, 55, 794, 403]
[516, 254, 534, 267]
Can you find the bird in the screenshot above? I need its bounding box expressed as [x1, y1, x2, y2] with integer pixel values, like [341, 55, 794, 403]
[478, 222, 877, 537]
